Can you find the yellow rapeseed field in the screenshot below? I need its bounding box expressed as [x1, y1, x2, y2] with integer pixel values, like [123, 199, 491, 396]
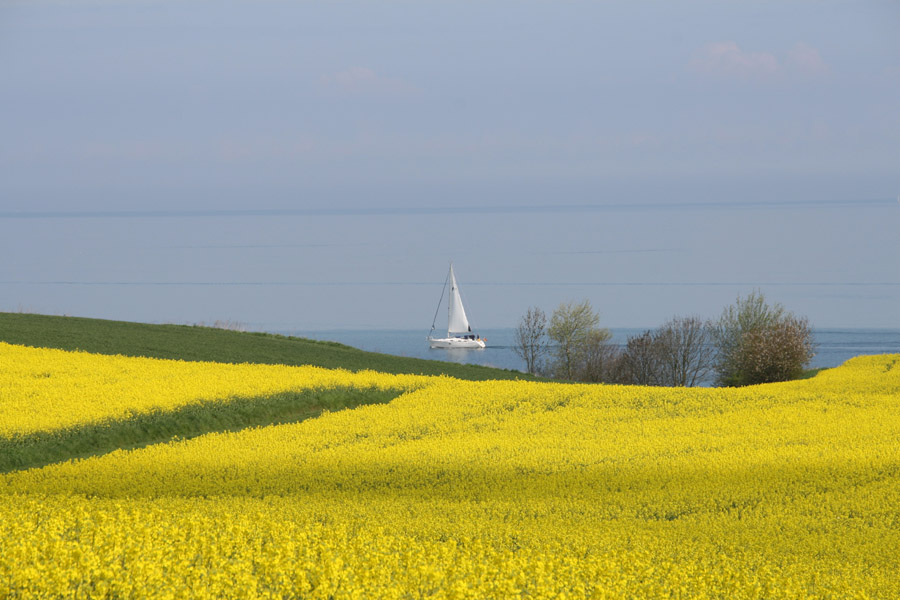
[1, 343, 898, 598]
[0, 342, 430, 438]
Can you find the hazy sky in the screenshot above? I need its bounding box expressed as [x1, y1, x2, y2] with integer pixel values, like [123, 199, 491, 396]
[1, 0, 898, 330]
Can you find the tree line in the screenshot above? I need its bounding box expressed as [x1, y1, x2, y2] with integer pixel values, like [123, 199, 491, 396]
[513, 291, 815, 387]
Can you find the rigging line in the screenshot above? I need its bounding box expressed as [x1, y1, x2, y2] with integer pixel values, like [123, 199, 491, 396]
[429, 266, 451, 334]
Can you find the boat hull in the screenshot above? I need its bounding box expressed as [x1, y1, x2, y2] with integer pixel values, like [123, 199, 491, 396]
[428, 337, 486, 349]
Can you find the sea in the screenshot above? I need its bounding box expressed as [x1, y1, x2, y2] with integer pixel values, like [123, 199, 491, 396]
[278, 327, 900, 375]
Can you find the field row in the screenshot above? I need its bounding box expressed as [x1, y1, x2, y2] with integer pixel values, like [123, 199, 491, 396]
[0, 342, 431, 439]
[3, 492, 894, 600]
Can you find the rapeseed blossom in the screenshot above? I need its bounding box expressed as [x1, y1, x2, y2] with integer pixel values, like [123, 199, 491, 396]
[1, 344, 898, 598]
[0, 342, 430, 438]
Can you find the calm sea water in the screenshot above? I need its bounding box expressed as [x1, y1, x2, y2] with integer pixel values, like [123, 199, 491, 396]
[279, 327, 900, 374]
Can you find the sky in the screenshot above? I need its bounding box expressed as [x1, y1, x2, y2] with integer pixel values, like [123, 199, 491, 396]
[0, 0, 898, 331]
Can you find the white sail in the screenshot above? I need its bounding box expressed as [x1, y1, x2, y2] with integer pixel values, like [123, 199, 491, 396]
[447, 265, 471, 334]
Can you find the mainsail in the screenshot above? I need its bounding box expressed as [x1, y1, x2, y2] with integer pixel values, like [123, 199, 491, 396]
[447, 265, 471, 334]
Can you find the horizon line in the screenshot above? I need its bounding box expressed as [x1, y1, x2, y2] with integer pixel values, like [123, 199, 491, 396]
[0, 197, 895, 219]
[2, 280, 898, 287]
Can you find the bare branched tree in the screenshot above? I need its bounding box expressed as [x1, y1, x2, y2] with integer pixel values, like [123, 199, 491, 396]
[577, 329, 621, 383]
[617, 317, 713, 387]
[654, 316, 715, 387]
[513, 306, 548, 375]
[619, 331, 661, 386]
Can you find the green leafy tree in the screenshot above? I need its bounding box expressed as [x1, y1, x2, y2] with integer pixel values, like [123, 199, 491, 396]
[547, 300, 610, 380]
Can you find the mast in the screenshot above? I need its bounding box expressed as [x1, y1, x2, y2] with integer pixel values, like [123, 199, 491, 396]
[429, 266, 451, 338]
[447, 265, 452, 337]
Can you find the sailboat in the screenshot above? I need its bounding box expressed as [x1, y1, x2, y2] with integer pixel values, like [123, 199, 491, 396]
[427, 263, 486, 349]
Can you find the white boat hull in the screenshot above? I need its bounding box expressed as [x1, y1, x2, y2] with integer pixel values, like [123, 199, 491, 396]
[428, 336, 486, 349]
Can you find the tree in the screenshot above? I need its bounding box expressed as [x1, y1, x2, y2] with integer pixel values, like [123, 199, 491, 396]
[653, 316, 715, 387]
[618, 331, 661, 386]
[513, 306, 548, 375]
[711, 291, 815, 386]
[577, 329, 621, 383]
[616, 316, 713, 387]
[547, 300, 610, 380]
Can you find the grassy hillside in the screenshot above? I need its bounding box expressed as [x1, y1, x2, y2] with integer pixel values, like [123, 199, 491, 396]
[0, 312, 530, 381]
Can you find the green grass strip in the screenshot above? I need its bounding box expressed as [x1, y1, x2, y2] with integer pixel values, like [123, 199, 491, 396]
[0, 387, 402, 473]
[0, 312, 532, 381]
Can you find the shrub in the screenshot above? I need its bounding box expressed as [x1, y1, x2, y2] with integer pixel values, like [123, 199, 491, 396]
[712, 291, 815, 386]
[735, 317, 815, 384]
